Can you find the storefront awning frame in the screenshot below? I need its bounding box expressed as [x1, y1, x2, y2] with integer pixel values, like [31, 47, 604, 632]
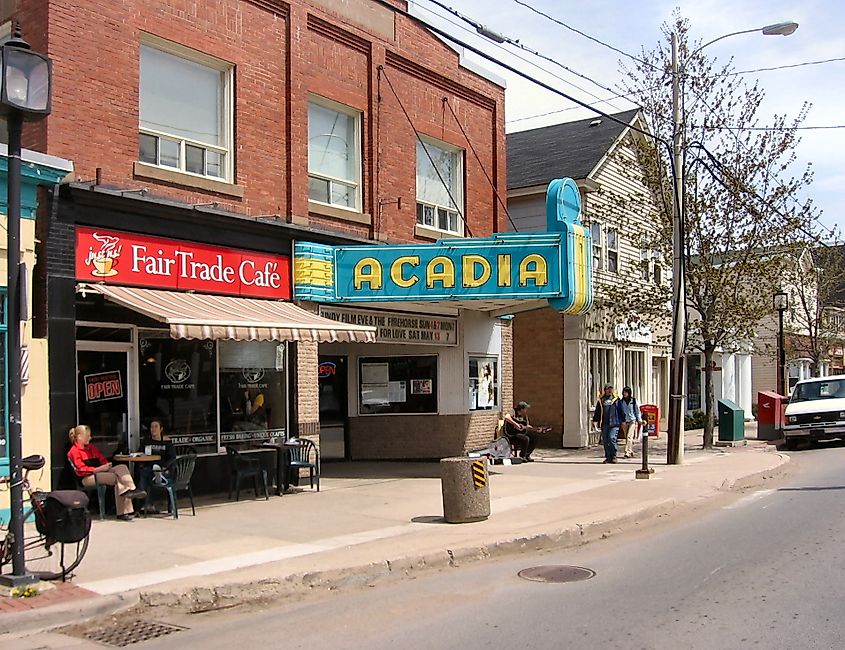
[77, 283, 377, 343]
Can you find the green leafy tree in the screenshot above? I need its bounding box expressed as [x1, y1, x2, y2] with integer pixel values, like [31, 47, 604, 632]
[618, 11, 819, 447]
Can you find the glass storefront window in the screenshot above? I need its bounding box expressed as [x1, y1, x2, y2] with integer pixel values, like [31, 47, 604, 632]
[138, 333, 217, 453]
[219, 340, 287, 445]
[0, 291, 6, 470]
[359, 356, 437, 415]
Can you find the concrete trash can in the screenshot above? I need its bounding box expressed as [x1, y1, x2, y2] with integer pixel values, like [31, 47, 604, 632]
[440, 457, 490, 523]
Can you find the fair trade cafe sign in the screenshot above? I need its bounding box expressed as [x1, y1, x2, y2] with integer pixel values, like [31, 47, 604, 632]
[76, 227, 291, 300]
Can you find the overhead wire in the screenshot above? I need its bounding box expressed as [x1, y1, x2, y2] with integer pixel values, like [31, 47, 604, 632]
[415, 0, 631, 113]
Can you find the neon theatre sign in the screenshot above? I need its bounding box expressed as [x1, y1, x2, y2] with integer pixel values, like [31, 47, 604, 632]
[294, 178, 593, 314]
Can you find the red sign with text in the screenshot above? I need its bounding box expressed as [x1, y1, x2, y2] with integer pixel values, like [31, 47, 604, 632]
[76, 227, 291, 300]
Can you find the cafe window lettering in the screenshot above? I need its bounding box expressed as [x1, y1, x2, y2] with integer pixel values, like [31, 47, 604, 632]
[219, 340, 287, 444]
[469, 357, 498, 411]
[138, 334, 217, 453]
[359, 356, 437, 415]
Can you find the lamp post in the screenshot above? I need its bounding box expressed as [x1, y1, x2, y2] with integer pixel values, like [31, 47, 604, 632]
[774, 289, 789, 396]
[0, 23, 52, 587]
[666, 21, 798, 465]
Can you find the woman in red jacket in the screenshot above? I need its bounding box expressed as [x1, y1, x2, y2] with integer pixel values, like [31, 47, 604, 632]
[67, 425, 146, 520]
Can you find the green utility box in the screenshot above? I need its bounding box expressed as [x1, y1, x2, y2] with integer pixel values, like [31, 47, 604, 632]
[717, 399, 745, 442]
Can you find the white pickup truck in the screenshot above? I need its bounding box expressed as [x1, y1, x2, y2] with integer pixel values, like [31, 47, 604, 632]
[783, 375, 845, 450]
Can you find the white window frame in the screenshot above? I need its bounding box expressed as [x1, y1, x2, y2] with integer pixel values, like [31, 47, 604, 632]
[639, 250, 650, 281]
[652, 250, 663, 286]
[588, 346, 615, 407]
[416, 134, 464, 236]
[623, 348, 647, 401]
[590, 223, 603, 271]
[606, 228, 619, 273]
[138, 34, 234, 182]
[307, 95, 362, 212]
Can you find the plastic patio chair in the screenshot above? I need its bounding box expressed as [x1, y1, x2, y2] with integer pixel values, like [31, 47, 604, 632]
[143, 454, 197, 519]
[70, 460, 108, 520]
[287, 438, 321, 492]
[225, 446, 269, 501]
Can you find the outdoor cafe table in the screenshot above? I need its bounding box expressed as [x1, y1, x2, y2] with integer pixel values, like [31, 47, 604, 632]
[112, 453, 161, 479]
[258, 440, 301, 496]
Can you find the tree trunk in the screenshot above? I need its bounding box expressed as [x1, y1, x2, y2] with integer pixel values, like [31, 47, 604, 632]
[703, 343, 716, 449]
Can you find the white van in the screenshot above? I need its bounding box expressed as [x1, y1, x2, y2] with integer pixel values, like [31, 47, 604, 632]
[783, 374, 845, 450]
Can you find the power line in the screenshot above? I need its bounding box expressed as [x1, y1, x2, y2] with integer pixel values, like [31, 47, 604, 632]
[734, 56, 845, 75]
[417, 0, 630, 112]
[507, 88, 651, 124]
[697, 124, 845, 131]
[508, 0, 662, 72]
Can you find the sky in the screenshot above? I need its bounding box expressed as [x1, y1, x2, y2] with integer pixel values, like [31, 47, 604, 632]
[409, 0, 843, 238]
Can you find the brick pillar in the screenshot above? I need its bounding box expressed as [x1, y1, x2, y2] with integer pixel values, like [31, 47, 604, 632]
[500, 318, 513, 416]
[294, 340, 320, 442]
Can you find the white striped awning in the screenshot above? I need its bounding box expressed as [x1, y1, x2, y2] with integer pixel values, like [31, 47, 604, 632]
[77, 283, 376, 343]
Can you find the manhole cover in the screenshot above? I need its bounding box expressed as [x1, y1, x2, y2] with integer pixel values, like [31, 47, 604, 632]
[518, 565, 596, 583]
[81, 620, 187, 647]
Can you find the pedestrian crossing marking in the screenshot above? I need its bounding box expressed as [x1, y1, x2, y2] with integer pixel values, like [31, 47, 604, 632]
[471, 459, 486, 489]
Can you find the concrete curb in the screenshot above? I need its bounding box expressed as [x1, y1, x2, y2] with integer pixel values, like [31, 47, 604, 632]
[720, 453, 791, 491]
[0, 593, 133, 638]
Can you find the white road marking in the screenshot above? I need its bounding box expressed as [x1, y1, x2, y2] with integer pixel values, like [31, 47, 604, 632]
[722, 488, 776, 510]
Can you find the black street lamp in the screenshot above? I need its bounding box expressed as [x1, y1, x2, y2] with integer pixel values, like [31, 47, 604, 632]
[0, 23, 52, 587]
[774, 289, 789, 397]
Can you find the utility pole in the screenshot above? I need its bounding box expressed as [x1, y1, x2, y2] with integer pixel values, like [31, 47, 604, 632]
[667, 31, 686, 465]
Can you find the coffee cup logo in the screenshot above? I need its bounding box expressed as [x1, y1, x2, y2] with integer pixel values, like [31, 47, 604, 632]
[85, 233, 123, 278]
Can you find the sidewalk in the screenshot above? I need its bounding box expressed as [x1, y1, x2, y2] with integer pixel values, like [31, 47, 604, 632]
[0, 425, 786, 634]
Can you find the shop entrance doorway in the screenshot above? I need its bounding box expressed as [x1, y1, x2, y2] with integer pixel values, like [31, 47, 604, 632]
[318, 356, 348, 460]
[76, 343, 137, 456]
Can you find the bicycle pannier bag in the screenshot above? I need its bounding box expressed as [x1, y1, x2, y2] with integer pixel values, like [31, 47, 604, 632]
[42, 490, 91, 543]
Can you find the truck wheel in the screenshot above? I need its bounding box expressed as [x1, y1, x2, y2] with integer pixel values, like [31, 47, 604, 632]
[785, 438, 800, 451]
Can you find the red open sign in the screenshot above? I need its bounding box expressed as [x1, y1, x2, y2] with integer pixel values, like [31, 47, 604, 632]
[84, 371, 124, 403]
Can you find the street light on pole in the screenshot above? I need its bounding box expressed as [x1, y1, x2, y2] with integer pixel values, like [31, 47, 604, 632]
[0, 22, 52, 587]
[666, 21, 798, 465]
[774, 289, 789, 396]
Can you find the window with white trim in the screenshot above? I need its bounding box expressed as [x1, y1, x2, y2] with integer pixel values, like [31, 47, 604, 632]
[640, 250, 650, 281]
[138, 38, 232, 181]
[606, 228, 619, 273]
[308, 98, 361, 210]
[653, 251, 663, 285]
[416, 136, 464, 235]
[590, 223, 602, 271]
[623, 348, 646, 401]
[588, 347, 615, 406]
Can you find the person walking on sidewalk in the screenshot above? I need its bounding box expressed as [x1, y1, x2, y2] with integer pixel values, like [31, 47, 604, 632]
[592, 384, 625, 463]
[620, 386, 643, 459]
[67, 424, 146, 521]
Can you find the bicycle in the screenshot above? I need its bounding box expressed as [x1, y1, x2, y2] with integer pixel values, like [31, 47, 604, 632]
[0, 455, 90, 581]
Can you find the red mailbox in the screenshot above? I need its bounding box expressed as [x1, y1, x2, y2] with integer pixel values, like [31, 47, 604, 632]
[640, 404, 660, 437]
[757, 391, 785, 441]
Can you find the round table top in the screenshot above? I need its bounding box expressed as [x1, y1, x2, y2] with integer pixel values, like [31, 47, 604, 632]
[113, 454, 161, 462]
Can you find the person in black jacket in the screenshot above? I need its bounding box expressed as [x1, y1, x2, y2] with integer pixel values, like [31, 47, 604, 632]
[137, 418, 176, 493]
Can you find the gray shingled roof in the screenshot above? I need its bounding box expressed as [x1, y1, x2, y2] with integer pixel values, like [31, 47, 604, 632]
[507, 109, 640, 190]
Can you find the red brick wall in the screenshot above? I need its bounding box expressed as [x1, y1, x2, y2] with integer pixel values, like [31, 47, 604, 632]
[513, 307, 564, 435]
[23, 0, 505, 241]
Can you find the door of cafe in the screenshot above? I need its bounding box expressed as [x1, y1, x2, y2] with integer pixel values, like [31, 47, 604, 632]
[318, 356, 348, 460]
[76, 343, 138, 456]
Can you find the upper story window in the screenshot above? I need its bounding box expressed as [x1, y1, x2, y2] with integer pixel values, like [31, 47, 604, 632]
[606, 228, 619, 273]
[138, 38, 232, 181]
[639, 250, 650, 281]
[308, 98, 362, 211]
[590, 223, 602, 271]
[416, 136, 464, 235]
[653, 251, 664, 286]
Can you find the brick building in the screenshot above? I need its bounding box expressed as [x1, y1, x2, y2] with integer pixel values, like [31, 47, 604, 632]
[6, 0, 512, 489]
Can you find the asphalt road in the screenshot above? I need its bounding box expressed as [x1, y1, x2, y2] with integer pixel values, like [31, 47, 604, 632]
[72, 443, 845, 649]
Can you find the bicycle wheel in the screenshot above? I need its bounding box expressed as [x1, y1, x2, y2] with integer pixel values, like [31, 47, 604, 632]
[21, 508, 90, 581]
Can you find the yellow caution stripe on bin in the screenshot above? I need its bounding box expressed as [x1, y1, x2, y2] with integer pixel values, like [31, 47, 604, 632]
[471, 459, 486, 489]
